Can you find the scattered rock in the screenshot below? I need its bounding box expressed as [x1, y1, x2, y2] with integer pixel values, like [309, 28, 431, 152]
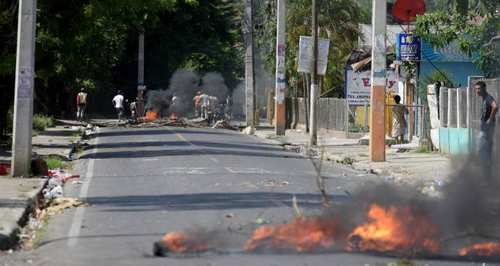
[242, 126, 255, 135]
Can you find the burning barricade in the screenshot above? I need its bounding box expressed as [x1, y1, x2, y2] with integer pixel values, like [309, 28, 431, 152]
[154, 201, 500, 261]
[244, 216, 339, 253]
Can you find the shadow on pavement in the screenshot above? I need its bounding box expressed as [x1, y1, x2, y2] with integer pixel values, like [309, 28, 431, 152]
[79, 147, 302, 159]
[38, 130, 76, 137]
[87, 140, 283, 152]
[87, 192, 349, 212]
[37, 233, 165, 248]
[96, 128, 232, 138]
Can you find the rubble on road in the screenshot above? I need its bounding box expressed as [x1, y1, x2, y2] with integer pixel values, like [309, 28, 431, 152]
[242, 126, 255, 135]
[212, 120, 237, 130]
[42, 169, 80, 200]
[48, 169, 80, 183]
[45, 197, 88, 215]
[42, 178, 63, 200]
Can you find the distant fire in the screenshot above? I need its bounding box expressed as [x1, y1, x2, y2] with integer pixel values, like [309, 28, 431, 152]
[245, 217, 339, 253]
[156, 231, 209, 254]
[459, 242, 500, 257]
[346, 204, 440, 254]
[144, 111, 159, 121]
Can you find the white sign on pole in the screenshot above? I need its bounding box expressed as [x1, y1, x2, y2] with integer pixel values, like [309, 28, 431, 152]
[298, 36, 330, 75]
[346, 70, 398, 105]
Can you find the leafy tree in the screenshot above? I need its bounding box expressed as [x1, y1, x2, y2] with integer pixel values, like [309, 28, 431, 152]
[257, 0, 363, 96]
[0, 0, 244, 130]
[415, 0, 500, 76]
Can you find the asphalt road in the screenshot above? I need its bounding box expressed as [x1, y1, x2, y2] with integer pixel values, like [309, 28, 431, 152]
[1, 127, 493, 266]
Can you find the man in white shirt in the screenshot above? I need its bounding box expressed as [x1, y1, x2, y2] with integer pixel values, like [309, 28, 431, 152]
[112, 90, 125, 121]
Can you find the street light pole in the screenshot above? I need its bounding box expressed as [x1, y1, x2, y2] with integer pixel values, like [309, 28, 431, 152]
[275, 0, 286, 135]
[138, 29, 145, 87]
[11, 0, 37, 177]
[309, 0, 319, 146]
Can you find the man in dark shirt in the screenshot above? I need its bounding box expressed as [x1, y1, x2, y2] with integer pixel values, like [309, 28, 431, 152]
[475, 81, 498, 166]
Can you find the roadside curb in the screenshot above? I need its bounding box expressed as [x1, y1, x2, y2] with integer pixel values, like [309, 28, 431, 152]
[0, 125, 85, 251]
[0, 179, 46, 250]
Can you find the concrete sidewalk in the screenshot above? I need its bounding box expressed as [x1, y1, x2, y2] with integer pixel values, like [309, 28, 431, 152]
[253, 128, 452, 187]
[0, 126, 80, 250]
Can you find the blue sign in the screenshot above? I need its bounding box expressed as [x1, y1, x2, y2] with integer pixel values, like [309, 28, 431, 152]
[396, 33, 421, 61]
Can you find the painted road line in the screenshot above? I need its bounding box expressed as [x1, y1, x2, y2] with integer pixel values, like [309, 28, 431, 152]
[170, 129, 220, 164]
[67, 131, 99, 247]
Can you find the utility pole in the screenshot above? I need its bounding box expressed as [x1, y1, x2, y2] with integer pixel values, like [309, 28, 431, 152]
[275, 0, 286, 135]
[138, 29, 145, 87]
[11, 0, 37, 177]
[369, 0, 387, 162]
[309, 0, 319, 146]
[245, 0, 256, 128]
[136, 28, 145, 117]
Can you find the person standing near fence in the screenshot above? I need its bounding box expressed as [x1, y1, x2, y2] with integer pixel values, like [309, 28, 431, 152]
[475, 81, 498, 167]
[391, 95, 409, 144]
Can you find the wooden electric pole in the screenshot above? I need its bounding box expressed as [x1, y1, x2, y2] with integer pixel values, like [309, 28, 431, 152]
[275, 0, 286, 135]
[369, 0, 387, 162]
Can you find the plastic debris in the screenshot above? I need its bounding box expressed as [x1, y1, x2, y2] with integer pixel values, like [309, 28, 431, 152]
[48, 169, 80, 183]
[0, 163, 11, 175]
[43, 180, 63, 200]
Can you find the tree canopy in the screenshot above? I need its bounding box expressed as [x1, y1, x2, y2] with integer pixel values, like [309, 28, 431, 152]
[0, 0, 243, 91]
[415, 0, 500, 77]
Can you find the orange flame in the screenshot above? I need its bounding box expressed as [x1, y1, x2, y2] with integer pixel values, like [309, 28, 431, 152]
[144, 111, 159, 121]
[160, 231, 209, 253]
[347, 204, 440, 253]
[245, 217, 339, 253]
[459, 242, 500, 257]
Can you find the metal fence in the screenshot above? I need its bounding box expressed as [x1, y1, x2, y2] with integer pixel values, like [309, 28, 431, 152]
[296, 98, 348, 132]
[293, 97, 428, 141]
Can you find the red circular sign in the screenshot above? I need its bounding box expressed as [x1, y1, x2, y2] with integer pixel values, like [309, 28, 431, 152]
[392, 0, 426, 23]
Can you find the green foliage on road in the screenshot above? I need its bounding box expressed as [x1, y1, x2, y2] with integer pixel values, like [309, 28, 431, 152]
[44, 155, 67, 170]
[33, 114, 54, 132]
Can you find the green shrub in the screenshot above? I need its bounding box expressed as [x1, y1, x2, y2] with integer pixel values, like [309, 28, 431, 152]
[44, 155, 66, 170]
[33, 114, 54, 132]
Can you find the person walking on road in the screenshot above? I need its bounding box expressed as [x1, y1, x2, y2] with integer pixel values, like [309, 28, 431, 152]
[475, 81, 497, 167]
[391, 95, 409, 144]
[193, 91, 202, 117]
[112, 90, 125, 121]
[76, 88, 88, 122]
[199, 92, 210, 119]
